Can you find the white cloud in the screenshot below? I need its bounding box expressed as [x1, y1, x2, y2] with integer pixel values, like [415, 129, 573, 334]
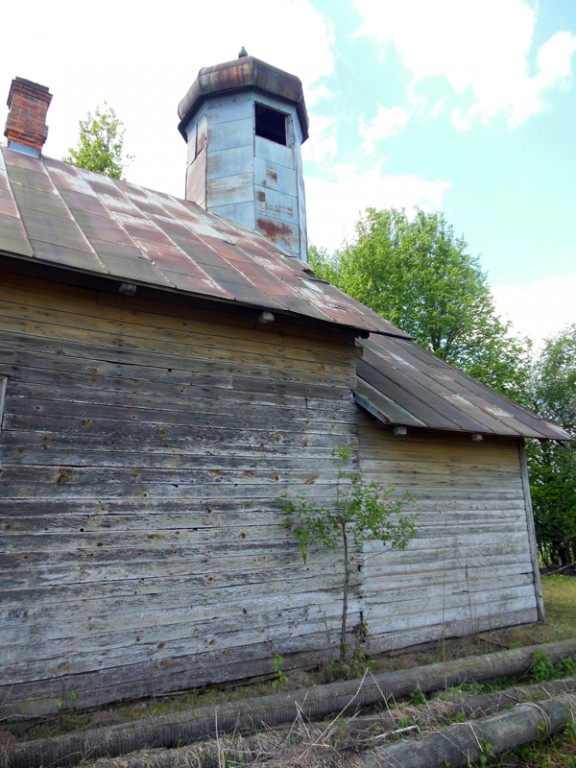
[360, 105, 412, 151]
[307, 83, 334, 107]
[492, 274, 576, 346]
[0, 0, 335, 198]
[303, 116, 339, 163]
[353, 0, 576, 128]
[534, 30, 576, 95]
[305, 163, 452, 251]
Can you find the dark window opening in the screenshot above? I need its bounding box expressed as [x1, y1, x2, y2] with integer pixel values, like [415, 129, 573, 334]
[255, 104, 288, 145]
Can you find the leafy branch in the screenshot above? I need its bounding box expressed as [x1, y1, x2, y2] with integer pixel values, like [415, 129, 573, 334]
[278, 445, 417, 663]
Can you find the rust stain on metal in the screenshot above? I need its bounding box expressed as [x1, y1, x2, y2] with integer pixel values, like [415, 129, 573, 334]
[177, 56, 309, 142]
[256, 191, 266, 203]
[256, 217, 293, 245]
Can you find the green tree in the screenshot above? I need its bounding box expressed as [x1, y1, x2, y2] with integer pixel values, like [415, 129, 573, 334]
[528, 325, 576, 568]
[63, 104, 132, 179]
[310, 208, 531, 403]
[278, 445, 417, 664]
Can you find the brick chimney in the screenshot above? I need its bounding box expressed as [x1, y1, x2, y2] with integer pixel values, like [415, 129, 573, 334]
[4, 77, 52, 156]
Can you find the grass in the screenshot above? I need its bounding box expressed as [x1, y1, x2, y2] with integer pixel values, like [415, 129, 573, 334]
[542, 574, 576, 630]
[481, 575, 576, 767]
[489, 734, 576, 768]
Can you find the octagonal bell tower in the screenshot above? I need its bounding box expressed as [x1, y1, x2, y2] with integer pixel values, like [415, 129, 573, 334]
[178, 53, 309, 261]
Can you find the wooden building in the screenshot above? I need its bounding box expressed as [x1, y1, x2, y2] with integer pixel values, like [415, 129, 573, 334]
[0, 65, 567, 716]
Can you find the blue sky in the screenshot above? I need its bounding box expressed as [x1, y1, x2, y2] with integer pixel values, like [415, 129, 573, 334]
[1, 0, 575, 345]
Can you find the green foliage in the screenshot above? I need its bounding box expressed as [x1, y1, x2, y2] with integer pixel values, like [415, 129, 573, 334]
[528, 651, 556, 682]
[397, 714, 416, 729]
[279, 444, 417, 662]
[409, 688, 427, 706]
[281, 444, 416, 563]
[55, 690, 78, 711]
[472, 741, 495, 767]
[271, 654, 288, 690]
[310, 208, 532, 404]
[324, 648, 371, 682]
[526, 652, 576, 684]
[63, 104, 132, 179]
[527, 324, 576, 568]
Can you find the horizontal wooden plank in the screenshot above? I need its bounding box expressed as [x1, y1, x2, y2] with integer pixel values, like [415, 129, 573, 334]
[366, 607, 539, 655]
[366, 592, 538, 634]
[1, 597, 358, 678]
[0, 333, 351, 390]
[0, 295, 353, 367]
[0, 632, 338, 718]
[0, 547, 329, 588]
[2, 354, 352, 407]
[0, 273, 355, 353]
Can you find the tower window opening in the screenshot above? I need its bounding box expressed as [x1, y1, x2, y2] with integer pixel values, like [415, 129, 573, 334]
[255, 104, 288, 145]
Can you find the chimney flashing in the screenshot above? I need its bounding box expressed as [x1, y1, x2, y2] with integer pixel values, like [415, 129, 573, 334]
[4, 140, 42, 158]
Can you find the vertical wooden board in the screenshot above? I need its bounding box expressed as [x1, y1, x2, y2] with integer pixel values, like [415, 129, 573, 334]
[518, 440, 545, 620]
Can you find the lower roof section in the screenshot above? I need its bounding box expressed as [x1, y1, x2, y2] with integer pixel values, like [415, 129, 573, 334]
[356, 334, 570, 441]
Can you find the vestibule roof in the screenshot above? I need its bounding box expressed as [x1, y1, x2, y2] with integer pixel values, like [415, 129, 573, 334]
[356, 334, 570, 441]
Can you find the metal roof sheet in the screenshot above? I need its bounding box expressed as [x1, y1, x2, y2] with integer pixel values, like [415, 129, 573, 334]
[356, 334, 570, 441]
[0, 145, 408, 338]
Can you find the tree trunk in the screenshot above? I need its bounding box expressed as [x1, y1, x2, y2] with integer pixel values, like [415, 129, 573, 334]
[360, 693, 576, 768]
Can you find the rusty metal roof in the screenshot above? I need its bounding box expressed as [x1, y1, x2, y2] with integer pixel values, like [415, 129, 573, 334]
[0, 145, 408, 338]
[178, 56, 309, 141]
[356, 333, 570, 440]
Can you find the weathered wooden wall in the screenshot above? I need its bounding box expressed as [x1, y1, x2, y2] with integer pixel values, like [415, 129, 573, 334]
[0, 269, 543, 717]
[357, 413, 541, 653]
[0, 270, 359, 716]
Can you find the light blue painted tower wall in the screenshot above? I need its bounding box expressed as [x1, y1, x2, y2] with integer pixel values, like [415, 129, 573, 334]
[180, 61, 308, 261]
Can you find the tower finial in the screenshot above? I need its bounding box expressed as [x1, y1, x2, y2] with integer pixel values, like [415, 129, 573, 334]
[238, 46, 248, 58]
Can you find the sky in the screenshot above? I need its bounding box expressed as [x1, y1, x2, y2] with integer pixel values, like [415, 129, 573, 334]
[1, 0, 575, 347]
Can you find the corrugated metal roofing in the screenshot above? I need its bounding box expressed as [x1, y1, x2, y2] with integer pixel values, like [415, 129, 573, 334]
[356, 333, 570, 441]
[0, 145, 408, 338]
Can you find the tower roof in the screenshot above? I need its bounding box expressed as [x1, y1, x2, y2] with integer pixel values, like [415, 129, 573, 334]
[177, 55, 309, 141]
